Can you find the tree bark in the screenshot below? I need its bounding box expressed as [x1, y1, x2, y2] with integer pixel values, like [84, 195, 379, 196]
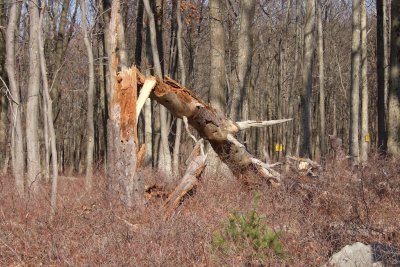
[38, 4, 58, 218]
[0, 0, 6, 171]
[26, 0, 41, 192]
[350, 0, 361, 164]
[209, 0, 226, 114]
[377, 0, 388, 152]
[231, 0, 255, 121]
[301, 0, 315, 158]
[106, 1, 144, 207]
[6, 2, 23, 186]
[360, 0, 369, 163]
[387, 0, 400, 156]
[143, 0, 173, 176]
[172, 0, 186, 175]
[317, 0, 326, 161]
[135, 0, 144, 66]
[80, 0, 95, 189]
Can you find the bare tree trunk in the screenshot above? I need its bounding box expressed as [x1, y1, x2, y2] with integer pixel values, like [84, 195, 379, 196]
[80, 0, 95, 189]
[172, 0, 186, 175]
[208, 0, 227, 172]
[135, 0, 144, 66]
[301, 0, 315, 158]
[377, 0, 388, 152]
[350, 0, 361, 164]
[317, 0, 326, 162]
[6, 0, 24, 195]
[38, 4, 58, 218]
[26, 0, 42, 192]
[360, 0, 369, 163]
[387, 0, 400, 156]
[143, 0, 172, 177]
[231, 0, 255, 121]
[209, 0, 226, 114]
[0, 0, 6, 171]
[287, 0, 300, 157]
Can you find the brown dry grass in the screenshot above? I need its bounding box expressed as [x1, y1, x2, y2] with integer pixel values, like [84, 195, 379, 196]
[0, 154, 399, 266]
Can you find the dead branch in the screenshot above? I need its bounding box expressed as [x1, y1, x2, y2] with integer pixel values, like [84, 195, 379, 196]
[164, 140, 207, 217]
[236, 119, 292, 131]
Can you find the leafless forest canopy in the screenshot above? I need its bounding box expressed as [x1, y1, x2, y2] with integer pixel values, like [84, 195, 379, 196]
[0, 0, 399, 265]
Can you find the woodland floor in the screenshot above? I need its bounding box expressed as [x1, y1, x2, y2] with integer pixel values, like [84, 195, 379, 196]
[0, 154, 399, 266]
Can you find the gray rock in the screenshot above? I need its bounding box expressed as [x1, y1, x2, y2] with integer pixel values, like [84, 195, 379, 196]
[323, 242, 400, 267]
[324, 242, 383, 267]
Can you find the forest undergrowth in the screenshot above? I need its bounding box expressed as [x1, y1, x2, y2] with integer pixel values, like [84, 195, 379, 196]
[0, 154, 399, 266]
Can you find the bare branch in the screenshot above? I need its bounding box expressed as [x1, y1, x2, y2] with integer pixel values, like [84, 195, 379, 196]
[236, 119, 293, 131]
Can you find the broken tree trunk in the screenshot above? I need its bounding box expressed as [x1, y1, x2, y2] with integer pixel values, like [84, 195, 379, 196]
[107, 68, 144, 207]
[134, 67, 290, 184]
[164, 140, 207, 217]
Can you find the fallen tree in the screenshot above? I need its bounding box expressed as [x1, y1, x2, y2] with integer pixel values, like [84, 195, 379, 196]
[133, 67, 291, 185]
[107, 66, 291, 208]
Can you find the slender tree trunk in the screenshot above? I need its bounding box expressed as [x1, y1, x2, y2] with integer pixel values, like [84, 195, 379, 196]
[209, 0, 226, 113]
[6, 0, 24, 194]
[360, 0, 369, 163]
[172, 0, 186, 175]
[317, 0, 326, 161]
[377, 0, 388, 151]
[231, 0, 255, 121]
[80, 0, 95, 189]
[0, 0, 6, 171]
[38, 4, 58, 218]
[350, 0, 361, 165]
[143, 0, 172, 176]
[26, 0, 42, 192]
[387, 0, 400, 156]
[301, 0, 315, 158]
[287, 0, 300, 157]
[135, 0, 144, 66]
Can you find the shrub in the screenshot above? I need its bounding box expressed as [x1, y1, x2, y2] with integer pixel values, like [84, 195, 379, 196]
[211, 192, 285, 265]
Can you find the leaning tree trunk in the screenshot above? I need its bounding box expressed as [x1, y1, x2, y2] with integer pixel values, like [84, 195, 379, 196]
[135, 69, 290, 185]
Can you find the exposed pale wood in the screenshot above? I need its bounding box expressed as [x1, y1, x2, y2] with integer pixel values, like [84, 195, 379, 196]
[136, 78, 156, 120]
[236, 119, 292, 131]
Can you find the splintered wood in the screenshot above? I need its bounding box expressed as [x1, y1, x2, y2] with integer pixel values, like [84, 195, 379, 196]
[113, 68, 138, 142]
